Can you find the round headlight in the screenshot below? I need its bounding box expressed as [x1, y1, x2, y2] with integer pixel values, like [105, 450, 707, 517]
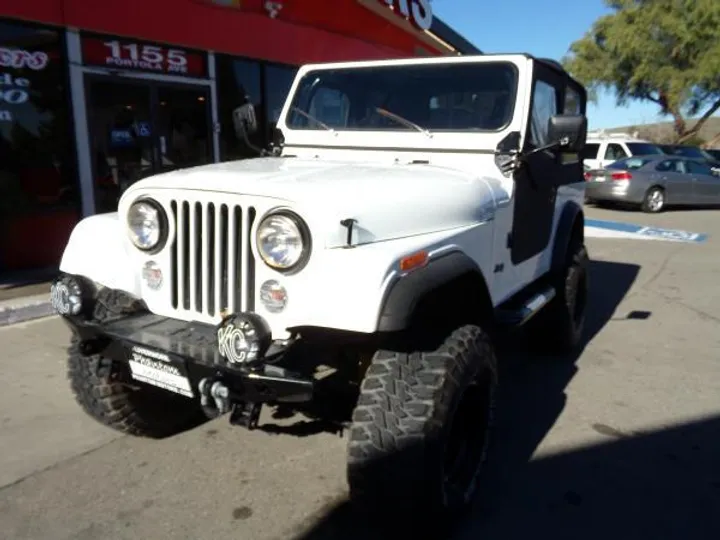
[127, 199, 166, 251]
[256, 211, 309, 271]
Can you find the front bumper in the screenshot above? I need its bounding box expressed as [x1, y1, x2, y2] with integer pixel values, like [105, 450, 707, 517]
[64, 310, 314, 407]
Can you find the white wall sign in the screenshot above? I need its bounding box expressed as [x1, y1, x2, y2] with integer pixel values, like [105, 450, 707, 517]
[0, 48, 50, 71]
[380, 0, 433, 31]
[0, 52, 46, 122]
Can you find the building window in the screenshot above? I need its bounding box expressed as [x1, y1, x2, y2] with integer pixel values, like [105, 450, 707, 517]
[216, 55, 264, 161]
[216, 57, 297, 161]
[0, 19, 78, 271]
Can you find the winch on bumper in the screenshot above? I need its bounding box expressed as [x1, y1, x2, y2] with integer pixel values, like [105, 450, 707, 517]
[51, 274, 314, 430]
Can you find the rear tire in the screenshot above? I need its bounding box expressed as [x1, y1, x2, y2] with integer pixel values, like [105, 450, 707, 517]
[642, 186, 665, 213]
[347, 324, 498, 534]
[526, 241, 589, 355]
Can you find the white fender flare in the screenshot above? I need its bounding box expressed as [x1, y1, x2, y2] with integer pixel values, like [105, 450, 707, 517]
[59, 213, 141, 296]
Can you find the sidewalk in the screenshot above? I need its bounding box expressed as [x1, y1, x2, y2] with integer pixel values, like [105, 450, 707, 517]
[0, 268, 58, 327]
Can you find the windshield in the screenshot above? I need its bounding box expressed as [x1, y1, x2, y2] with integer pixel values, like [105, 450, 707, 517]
[626, 142, 663, 155]
[285, 62, 517, 133]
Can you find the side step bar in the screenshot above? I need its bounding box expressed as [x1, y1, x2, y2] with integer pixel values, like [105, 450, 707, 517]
[495, 286, 556, 327]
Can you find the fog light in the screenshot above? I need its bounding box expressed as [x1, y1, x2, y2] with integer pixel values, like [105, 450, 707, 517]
[216, 312, 272, 366]
[50, 276, 83, 316]
[142, 261, 163, 290]
[259, 280, 287, 313]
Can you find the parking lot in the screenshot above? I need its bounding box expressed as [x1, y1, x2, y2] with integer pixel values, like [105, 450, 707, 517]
[1, 205, 719, 540]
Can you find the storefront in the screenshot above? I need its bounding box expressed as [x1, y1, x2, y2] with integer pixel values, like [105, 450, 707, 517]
[0, 0, 480, 272]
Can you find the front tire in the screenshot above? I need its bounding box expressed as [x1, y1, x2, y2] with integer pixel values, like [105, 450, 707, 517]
[67, 336, 207, 438]
[347, 324, 498, 532]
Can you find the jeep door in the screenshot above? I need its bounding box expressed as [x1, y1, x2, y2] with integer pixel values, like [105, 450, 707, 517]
[510, 61, 584, 266]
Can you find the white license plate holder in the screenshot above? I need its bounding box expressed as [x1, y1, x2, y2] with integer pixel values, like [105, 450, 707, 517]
[125, 344, 194, 398]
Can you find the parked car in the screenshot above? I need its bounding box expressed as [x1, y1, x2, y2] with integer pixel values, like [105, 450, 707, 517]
[584, 155, 720, 212]
[581, 131, 664, 169]
[658, 144, 720, 167]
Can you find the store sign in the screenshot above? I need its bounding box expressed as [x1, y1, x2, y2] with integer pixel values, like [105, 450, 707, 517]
[378, 0, 433, 31]
[0, 49, 49, 122]
[81, 36, 208, 78]
[0, 48, 50, 70]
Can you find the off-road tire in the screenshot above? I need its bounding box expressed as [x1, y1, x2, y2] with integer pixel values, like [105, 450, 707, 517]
[68, 337, 206, 438]
[67, 289, 206, 438]
[527, 242, 589, 355]
[641, 186, 665, 213]
[347, 324, 498, 533]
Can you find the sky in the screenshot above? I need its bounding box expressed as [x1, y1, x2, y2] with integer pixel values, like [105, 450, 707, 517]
[432, 0, 715, 131]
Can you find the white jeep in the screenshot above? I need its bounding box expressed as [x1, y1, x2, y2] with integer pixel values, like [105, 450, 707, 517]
[51, 54, 589, 529]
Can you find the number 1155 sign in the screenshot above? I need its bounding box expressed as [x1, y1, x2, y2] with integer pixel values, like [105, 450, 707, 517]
[81, 36, 207, 78]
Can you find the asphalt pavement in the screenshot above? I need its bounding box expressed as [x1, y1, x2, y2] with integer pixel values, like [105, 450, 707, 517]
[1, 206, 719, 540]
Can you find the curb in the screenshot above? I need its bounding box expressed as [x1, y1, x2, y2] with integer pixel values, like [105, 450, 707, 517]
[0, 293, 56, 327]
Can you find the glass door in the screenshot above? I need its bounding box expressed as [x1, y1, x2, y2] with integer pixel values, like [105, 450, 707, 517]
[85, 76, 155, 214]
[85, 76, 214, 214]
[154, 84, 212, 174]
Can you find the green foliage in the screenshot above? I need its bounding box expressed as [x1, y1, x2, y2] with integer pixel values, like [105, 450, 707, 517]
[562, 0, 720, 142]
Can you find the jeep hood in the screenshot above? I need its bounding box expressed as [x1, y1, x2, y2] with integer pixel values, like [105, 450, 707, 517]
[126, 157, 501, 248]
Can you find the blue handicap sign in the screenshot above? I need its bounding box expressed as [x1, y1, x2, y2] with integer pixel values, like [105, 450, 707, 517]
[634, 226, 707, 243]
[137, 122, 151, 137]
[585, 219, 708, 244]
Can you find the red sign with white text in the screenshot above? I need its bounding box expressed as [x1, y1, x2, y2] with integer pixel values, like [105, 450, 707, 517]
[81, 36, 208, 78]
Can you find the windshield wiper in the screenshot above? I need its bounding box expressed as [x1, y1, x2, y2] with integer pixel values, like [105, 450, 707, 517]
[290, 106, 334, 133]
[375, 107, 432, 137]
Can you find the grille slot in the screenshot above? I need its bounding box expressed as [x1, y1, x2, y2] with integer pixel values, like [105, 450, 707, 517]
[170, 199, 256, 319]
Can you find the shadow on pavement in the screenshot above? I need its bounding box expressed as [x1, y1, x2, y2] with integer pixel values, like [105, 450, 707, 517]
[288, 258, 672, 540]
[454, 414, 720, 540]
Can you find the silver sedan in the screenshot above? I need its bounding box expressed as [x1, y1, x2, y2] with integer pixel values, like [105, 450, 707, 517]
[584, 155, 720, 213]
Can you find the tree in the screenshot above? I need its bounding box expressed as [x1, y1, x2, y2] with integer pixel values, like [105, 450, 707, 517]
[562, 0, 720, 143]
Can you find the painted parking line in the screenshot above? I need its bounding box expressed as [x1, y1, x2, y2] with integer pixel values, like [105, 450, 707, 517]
[585, 218, 708, 244]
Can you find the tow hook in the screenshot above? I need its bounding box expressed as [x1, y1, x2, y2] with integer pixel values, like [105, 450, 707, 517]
[199, 377, 232, 415]
[229, 402, 262, 430]
[198, 377, 262, 430]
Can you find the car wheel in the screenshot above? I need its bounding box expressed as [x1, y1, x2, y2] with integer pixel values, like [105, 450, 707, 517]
[67, 288, 207, 438]
[347, 324, 498, 535]
[642, 186, 665, 213]
[526, 241, 589, 356]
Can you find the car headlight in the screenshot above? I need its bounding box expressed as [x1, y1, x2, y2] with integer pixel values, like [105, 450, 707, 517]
[127, 199, 167, 251]
[256, 211, 310, 271]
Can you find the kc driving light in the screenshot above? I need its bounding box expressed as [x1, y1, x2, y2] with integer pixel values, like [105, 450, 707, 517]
[127, 199, 166, 251]
[256, 211, 310, 271]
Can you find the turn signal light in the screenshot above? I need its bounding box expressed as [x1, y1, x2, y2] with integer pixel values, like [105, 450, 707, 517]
[611, 171, 632, 181]
[400, 250, 428, 272]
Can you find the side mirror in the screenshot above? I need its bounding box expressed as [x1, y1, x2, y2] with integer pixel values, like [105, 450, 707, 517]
[232, 103, 258, 139]
[547, 114, 587, 153]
